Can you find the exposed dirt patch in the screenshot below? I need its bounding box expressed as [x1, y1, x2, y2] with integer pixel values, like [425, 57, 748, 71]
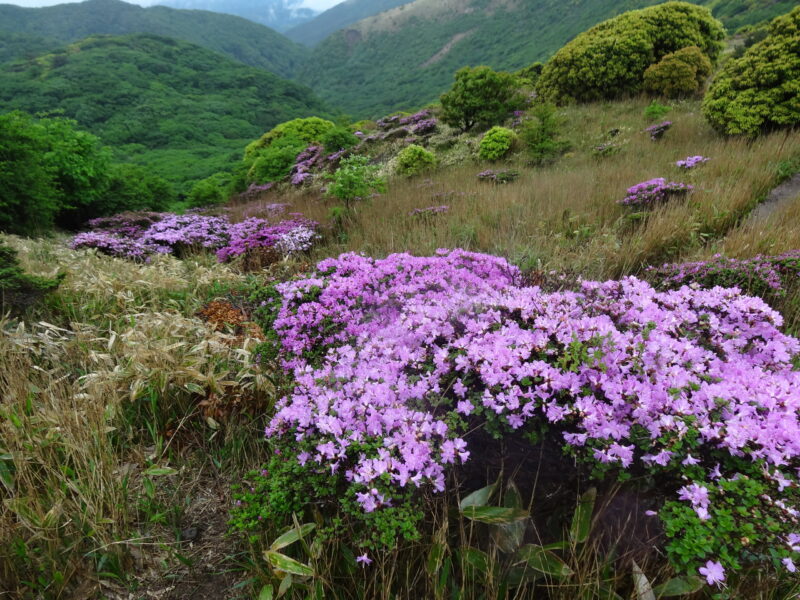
[421, 29, 476, 68]
[747, 172, 800, 222]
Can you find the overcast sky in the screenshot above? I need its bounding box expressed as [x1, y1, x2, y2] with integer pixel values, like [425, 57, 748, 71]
[2, 0, 341, 10]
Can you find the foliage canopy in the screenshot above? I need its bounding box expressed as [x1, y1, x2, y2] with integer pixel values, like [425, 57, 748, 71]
[440, 66, 524, 132]
[536, 2, 725, 104]
[703, 6, 800, 135]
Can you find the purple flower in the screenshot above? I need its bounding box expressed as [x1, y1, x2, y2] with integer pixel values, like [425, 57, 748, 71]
[676, 155, 709, 169]
[699, 560, 725, 586]
[645, 121, 672, 141]
[356, 553, 372, 566]
[620, 178, 693, 207]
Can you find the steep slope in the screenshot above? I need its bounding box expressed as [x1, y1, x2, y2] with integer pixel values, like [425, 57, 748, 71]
[0, 34, 329, 190]
[285, 0, 410, 47]
[152, 0, 317, 32]
[0, 0, 308, 78]
[298, 0, 798, 117]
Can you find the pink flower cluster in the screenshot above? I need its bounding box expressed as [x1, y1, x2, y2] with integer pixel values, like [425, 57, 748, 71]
[620, 178, 693, 207]
[647, 251, 800, 297]
[645, 121, 672, 140]
[291, 145, 324, 186]
[676, 155, 709, 169]
[71, 210, 320, 262]
[265, 249, 800, 560]
[216, 217, 319, 262]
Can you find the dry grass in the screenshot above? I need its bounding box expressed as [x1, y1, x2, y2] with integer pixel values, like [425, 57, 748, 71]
[230, 99, 800, 282]
[0, 237, 275, 597]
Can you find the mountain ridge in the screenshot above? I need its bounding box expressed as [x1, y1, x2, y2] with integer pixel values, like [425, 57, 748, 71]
[0, 0, 308, 78]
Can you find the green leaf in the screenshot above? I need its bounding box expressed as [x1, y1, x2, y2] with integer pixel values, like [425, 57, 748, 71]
[504, 564, 542, 588]
[143, 466, 177, 477]
[277, 574, 293, 597]
[515, 544, 573, 578]
[632, 561, 656, 600]
[462, 505, 529, 524]
[492, 481, 526, 553]
[427, 542, 446, 576]
[265, 551, 314, 577]
[459, 483, 497, 509]
[270, 523, 316, 552]
[258, 585, 274, 600]
[458, 546, 490, 577]
[653, 576, 705, 597]
[570, 487, 597, 545]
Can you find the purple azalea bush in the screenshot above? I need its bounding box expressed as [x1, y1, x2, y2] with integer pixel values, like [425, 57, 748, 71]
[216, 217, 319, 263]
[409, 205, 449, 217]
[676, 155, 709, 169]
[138, 214, 231, 255]
[648, 251, 800, 298]
[239, 249, 800, 582]
[70, 231, 153, 261]
[621, 178, 693, 207]
[645, 121, 672, 141]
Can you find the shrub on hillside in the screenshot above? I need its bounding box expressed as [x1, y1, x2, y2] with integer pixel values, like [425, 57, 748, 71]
[703, 6, 800, 135]
[440, 66, 525, 132]
[478, 126, 517, 161]
[0, 243, 63, 314]
[247, 136, 308, 184]
[644, 46, 713, 97]
[321, 127, 359, 154]
[99, 164, 174, 214]
[325, 156, 386, 209]
[244, 117, 335, 163]
[536, 2, 725, 104]
[187, 172, 232, 208]
[396, 144, 437, 176]
[644, 100, 672, 121]
[236, 250, 800, 585]
[520, 104, 570, 165]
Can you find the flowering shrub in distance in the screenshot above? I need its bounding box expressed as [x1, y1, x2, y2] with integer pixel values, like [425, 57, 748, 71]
[648, 250, 800, 299]
[216, 217, 319, 263]
[409, 205, 449, 218]
[645, 120, 672, 140]
[138, 214, 230, 255]
[236, 249, 800, 583]
[70, 231, 153, 261]
[676, 155, 709, 169]
[621, 177, 693, 207]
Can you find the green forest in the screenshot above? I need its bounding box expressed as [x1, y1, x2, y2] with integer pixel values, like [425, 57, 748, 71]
[0, 34, 329, 193]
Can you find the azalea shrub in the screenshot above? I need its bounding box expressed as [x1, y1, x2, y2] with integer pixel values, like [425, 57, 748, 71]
[70, 209, 320, 264]
[620, 178, 693, 207]
[647, 251, 800, 299]
[234, 249, 800, 586]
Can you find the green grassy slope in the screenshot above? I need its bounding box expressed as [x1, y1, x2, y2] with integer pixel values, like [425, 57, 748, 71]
[298, 0, 798, 117]
[0, 0, 309, 78]
[0, 33, 330, 192]
[285, 0, 411, 47]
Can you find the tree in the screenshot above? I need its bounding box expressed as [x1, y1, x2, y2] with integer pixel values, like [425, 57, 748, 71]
[440, 66, 525, 132]
[536, 2, 725, 104]
[703, 6, 800, 135]
[325, 156, 386, 209]
[0, 111, 59, 234]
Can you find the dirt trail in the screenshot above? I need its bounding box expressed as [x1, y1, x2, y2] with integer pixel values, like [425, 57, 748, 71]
[746, 172, 800, 222]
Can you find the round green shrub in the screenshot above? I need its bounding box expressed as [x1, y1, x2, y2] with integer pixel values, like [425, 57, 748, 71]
[187, 172, 231, 207]
[703, 6, 800, 135]
[244, 117, 335, 163]
[536, 2, 725, 104]
[246, 136, 307, 184]
[396, 144, 437, 176]
[321, 127, 359, 153]
[478, 126, 517, 161]
[644, 46, 713, 98]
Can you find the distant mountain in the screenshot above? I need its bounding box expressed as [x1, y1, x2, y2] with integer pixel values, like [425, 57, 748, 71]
[152, 0, 317, 32]
[285, 0, 410, 47]
[0, 33, 329, 190]
[298, 0, 799, 118]
[0, 0, 308, 78]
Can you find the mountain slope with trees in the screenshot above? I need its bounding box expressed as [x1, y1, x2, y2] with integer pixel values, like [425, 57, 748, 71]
[285, 0, 411, 47]
[0, 34, 329, 191]
[0, 0, 309, 78]
[298, 0, 798, 116]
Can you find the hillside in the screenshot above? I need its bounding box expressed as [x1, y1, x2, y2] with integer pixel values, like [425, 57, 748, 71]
[0, 34, 329, 191]
[285, 0, 410, 47]
[298, 0, 798, 117]
[152, 0, 317, 32]
[0, 0, 308, 78]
